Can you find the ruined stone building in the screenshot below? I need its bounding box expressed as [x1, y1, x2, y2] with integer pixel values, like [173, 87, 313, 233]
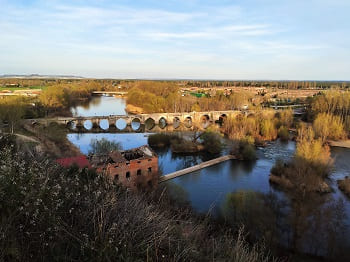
[89, 145, 158, 190]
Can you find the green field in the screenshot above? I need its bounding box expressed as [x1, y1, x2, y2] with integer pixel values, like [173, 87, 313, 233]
[0, 86, 47, 91]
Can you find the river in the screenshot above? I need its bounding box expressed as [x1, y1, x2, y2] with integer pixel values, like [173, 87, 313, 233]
[68, 95, 350, 257]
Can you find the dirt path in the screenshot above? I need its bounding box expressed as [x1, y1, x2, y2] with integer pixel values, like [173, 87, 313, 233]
[15, 133, 40, 143]
[21, 123, 82, 158]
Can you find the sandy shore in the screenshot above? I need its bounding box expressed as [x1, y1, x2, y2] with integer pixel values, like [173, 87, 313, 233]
[125, 104, 144, 114]
[328, 140, 350, 148]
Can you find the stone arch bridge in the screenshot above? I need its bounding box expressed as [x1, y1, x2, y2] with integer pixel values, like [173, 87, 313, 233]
[28, 110, 245, 133]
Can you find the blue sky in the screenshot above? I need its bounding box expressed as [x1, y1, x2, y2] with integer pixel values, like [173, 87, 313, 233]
[1, 0, 349, 80]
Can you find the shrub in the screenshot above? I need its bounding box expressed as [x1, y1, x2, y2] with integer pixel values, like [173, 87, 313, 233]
[260, 119, 277, 141]
[270, 159, 285, 177]
[148, 133, 179, 147]
[277, 126, 289, 141]
[313, 113, 346, 141]
[0, 137, 274, 261]
[200, 130, 223, 154]
[296, 125, 332, 174]
[230, 136, 256, 161]
[277, 109, 293, 128]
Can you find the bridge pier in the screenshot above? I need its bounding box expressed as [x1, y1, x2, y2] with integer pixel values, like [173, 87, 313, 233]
[27, 110, 244, 133]
[108, 118, 116, 129]
[91, 119, 100, 129]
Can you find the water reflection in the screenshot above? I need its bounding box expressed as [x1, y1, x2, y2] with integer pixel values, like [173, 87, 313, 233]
[71, 96, 127, 116]
[131, 118, 141, 131]
[67, 95, 350, 258]
[84, 120, 92, 130]
[116, 118, 127, 130]
[99, 119, 109, 130]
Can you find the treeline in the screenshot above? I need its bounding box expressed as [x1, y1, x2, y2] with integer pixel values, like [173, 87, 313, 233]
[2, 78, 349, 90]
[0, 135, 274, 261]
[127, 81, 253, 113]
[0, 78, 131, 89]
[183, 80, 350, 89]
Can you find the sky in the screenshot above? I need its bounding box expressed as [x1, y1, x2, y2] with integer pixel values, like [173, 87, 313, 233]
[1, 0, 350, 80]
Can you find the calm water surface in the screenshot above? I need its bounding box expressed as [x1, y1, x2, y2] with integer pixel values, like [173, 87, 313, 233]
[71, 96, 127, 117]
[68, 96, 350, 216]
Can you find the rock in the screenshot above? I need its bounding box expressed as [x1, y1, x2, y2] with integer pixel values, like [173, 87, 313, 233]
[338, 178, 350, 197]
[317, 181, 332, 194]
[269, 174, 293, 189]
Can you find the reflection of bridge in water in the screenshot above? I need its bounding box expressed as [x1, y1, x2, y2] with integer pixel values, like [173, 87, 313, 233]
[28, 110, 244, 133]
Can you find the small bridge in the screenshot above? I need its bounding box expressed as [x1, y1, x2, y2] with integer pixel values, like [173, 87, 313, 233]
[92, 91, 127, 96]
[28, 110, 244, 133]
[159, 155, 235, 183]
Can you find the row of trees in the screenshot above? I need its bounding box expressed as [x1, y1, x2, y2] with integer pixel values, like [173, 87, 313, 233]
[126, 81, 253, 113]
[184, 80, 350, 89]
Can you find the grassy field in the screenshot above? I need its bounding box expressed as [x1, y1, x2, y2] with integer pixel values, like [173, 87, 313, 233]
[0, 86, 47, 91]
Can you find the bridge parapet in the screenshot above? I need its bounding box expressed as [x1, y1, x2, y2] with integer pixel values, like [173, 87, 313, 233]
[26, 110, 244, 133]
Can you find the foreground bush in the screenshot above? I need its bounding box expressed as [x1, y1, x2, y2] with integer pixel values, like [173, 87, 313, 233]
[0, 136, 274, 262]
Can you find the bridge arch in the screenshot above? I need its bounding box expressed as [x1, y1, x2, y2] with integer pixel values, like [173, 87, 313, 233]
[116, 118, 127, 131]
[131, 118, 141, 131]
[145, 117, 155, 130]
[184, 116, 192, 128]
[217, 114, 227, 125]
[158, 117, 167, 129]
[201, 114, 210, 129]
[84, 120, 93, 130]
[66, 120, 76, 130]
[99, 119, 109, 130]
[173, 117, 180, 129]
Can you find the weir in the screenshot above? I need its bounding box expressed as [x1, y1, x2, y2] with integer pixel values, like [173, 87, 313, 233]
[159, 155, 235, 183]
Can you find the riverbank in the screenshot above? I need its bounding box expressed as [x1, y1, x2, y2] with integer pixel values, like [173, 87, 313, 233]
[21, 122, 81, 158]
[125, 104, 144, 114]
[329, 139, 350, 148]
[338, 177, 350, 198]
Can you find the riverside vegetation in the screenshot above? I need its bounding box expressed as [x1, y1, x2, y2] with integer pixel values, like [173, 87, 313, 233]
[2, 80, 350, 260]
[148, 129, 223, 154]
[0, 134, 275, 261]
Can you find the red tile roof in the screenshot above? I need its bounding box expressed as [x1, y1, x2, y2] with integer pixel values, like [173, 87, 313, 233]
[56, 156, 91, 169]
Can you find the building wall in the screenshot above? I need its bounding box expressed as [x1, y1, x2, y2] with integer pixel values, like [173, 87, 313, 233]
[99, 156, 159, 191]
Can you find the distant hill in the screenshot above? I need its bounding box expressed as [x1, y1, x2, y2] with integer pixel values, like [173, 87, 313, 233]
[0, 74, 85, 79]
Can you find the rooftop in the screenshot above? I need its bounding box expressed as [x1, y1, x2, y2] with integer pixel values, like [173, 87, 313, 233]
[89, 145, 157, 166]
[56, 155, 91, 169]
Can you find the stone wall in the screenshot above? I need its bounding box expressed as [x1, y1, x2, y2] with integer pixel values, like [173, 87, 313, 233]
[99, 156, 159, 191]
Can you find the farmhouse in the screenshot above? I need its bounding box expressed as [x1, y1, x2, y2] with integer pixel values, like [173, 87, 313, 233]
[89, 145, 159, 190]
